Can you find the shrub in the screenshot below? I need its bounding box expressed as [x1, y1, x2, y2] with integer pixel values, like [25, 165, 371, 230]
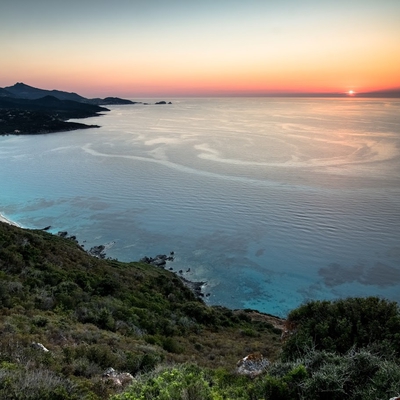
[111, 364, 213, 400]
[270, 348, 400, 400]
[0, 367, 84, 400]
[282, 297, 400, 360]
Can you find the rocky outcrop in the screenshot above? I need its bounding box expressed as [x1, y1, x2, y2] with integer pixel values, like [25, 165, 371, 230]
[88, 245, 107, 259]
[180, 277, 207, 299]
[140, 252, 174, 267]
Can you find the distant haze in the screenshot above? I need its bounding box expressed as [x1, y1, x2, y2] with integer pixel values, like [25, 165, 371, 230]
[1, 0, 400, 97]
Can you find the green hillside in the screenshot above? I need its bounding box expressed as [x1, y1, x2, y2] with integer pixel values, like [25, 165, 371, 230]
[1, 221, 400, 399]
[0, 222, 282, 399]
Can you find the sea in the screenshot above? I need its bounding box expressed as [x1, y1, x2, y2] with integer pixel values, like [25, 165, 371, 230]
[1, 97, 400, 318]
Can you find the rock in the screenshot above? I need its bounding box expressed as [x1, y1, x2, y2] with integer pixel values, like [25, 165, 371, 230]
[179, 277, 206, 299]
[57, 231, 68, 238]
[237, 352, 269, 377]
[31, 342, 49, 352]
[140, 253, 175, 268]
[155, 101, 167, 105]
[103, 367, 134, 386]
[151, 258, 166, 267]
[88, 245, 106, 258]
[42, 226, 51, 230]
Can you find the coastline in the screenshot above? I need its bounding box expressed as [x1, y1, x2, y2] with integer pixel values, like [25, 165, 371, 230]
[0, 213, 20, 227]
[0, 215, 287, 325]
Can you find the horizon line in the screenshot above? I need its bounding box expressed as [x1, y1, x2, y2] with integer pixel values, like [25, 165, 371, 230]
[2, 82, 400, 99]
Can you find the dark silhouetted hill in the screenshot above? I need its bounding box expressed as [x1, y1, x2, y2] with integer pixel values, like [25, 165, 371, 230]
[4, 82, 136, 105]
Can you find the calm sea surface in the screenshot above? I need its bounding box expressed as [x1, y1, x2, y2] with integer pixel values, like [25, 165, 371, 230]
[1, 97, 400, 317]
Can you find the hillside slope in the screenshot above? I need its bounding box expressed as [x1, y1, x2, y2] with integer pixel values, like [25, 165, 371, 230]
[0, 222, 282, 399]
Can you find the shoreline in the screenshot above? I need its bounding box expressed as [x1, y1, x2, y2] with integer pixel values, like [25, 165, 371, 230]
[0, 218, 286, 324]
[0, 213, 20, 227]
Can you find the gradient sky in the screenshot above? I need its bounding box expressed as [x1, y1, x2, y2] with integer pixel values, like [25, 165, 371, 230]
[1, 0, 400, 97]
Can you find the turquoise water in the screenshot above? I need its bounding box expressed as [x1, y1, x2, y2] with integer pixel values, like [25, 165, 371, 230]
[1, 97, 400, 317]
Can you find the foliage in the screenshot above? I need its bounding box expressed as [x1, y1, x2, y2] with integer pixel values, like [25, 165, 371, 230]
[0, 366, 86, 400]
[281, 297, 400, 360]
[111, 364, 213, 400]
[3, 222, 400, 399]
[0, 222, 281, 399]
[112, 349, 400, 400]
[282, 348, 400, 400]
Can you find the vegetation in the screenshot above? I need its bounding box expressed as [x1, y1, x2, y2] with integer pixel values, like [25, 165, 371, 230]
[0, 222, 281, 399]
[1, 221, 400, 399]
[281, 297, 400, 360]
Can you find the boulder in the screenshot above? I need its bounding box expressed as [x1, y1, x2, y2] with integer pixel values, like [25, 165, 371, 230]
[103, 367, 134, 386]
[31, 342, 49, 352]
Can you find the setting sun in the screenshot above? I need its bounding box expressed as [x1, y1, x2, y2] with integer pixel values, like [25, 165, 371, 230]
[348, 90, 355, 96]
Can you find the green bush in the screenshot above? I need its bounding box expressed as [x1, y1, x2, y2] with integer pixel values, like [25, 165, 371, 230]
[282, 297, 400, 360]
[270, 348, 400, 400]
[111, 364, 213, 400]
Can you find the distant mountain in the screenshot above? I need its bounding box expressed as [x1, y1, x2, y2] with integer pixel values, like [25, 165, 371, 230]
[5, 82, 85, 102]
[3, 82, 136, 105]
[357, 88, 400, 98]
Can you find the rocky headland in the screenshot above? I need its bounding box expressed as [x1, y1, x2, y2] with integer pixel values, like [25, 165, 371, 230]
[0, 82, 171, 135]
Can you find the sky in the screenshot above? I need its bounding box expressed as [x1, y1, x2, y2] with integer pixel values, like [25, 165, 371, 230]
[1, 0, 400, 97]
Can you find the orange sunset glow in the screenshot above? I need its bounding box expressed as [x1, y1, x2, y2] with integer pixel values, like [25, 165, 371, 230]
[1, 1, 400, 97]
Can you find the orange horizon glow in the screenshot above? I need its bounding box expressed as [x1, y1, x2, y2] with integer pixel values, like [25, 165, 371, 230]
[1, 2, 399, 98]
[2, 68, 399, 98]
[4, 70, 397, 99]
